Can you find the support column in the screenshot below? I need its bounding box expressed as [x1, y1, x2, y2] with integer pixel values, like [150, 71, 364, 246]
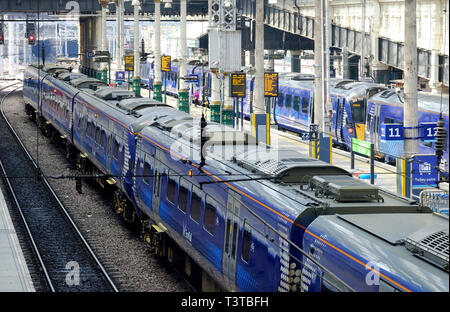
[178, 0, 189, 112]
[153, 0, 162, 101]
[403, 0, 418, 158]
[252, 0, 269, 144]
[267, 50, 275, 71]
[100, 0, 108, 83]
[132, 0, 141, 96]
[8, 22, 15, 76]
[291, 50, 301, 73]
[222, 73, 234, 125]
[115, 0, 124, 71]
[430, 0, 443, 93]
[314, 0, 323, 132]
[342, 47, 350, 79]
[210, 69, 221, 123]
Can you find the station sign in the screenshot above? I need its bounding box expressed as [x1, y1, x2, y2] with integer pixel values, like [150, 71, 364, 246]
[162, 55, 172, 72]
[116, 71, 125, 82]
[411, 155, 438, 196]
[421, 122, 437, 142]
[264, 72, 279, 97]
[380, 123, 404, 141]
[125, 55, 134, 71]
[230, 73, 246, 98]
[352, 138, 371, 157]
[87, 51, 94, 58]
[94, 57, 109, 63]
[94, 50, 110, 57]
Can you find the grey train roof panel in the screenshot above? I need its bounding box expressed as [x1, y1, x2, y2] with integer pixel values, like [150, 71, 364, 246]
[371, 90, 449, 114]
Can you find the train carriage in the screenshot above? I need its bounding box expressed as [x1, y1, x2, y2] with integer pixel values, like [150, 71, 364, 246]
[366, 90, 449, 175]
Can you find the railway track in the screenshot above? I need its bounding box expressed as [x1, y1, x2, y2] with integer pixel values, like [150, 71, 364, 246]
[0, 82, 119, 292]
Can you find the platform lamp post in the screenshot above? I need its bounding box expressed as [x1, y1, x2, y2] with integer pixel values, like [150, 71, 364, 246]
[132, 0, 141, 96]
[99, 0, 109, 83]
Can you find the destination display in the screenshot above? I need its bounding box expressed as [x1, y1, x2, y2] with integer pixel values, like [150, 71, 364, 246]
[230, 73, 246, 98]
[125, 55, 134, 71]
[264, 72, 279, 97]
[162, 55, 172, 72]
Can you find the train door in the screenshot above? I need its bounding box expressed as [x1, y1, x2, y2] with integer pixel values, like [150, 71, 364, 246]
[106, 134, 112, 171]
[222, 190, 241, 291]
[334, 97, 345, 143]
[152, 154, 163, 216]
[371, 103, 382, 152]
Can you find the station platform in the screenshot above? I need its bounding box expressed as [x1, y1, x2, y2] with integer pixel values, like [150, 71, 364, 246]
[0, 185, 35, 292]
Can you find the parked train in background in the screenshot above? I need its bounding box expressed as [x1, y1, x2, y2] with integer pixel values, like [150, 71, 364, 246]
[22, 63, 449, 292]
[139, 60, 449, 178]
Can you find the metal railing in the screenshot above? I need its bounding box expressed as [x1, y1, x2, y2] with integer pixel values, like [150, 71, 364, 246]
[420, 189, 449, 216]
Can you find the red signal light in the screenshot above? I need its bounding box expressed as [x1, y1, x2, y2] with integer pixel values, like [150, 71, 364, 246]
[28, 34, 36, 45]
[0, 34, 4, 45]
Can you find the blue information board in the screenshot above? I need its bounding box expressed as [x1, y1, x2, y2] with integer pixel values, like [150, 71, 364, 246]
[411, 155, 439, 196]
[421, 122, 437, 142]
[380, 123, 404, 141]
[87, 51, 94, 58]
[116, 71, 125, 82]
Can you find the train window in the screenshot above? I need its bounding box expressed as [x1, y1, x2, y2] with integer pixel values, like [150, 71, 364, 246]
[154, 171, 160, 196]
[95, 127, 101, 143]
[87, 122, 92, 137]
[178, 181, 189, 213]
[277, 93, 284, 107]
[301, 97, 309, 114]
[225, 219, 231, 254]
[384, 117, 395, 124]
[143, 162, 151, 185]
[190, 186, 202, 223]
[293, 96, 300, 112]
[167, 175, 177, 204]
[350, 100, 365, 123]
[231, 221, 238, 258]
[285, 94, 292, 109]
[203, 197, 217, 235]
[100, 131, 106, 148]
[241, 221, 252, 263]
[113, 140, 119, 159]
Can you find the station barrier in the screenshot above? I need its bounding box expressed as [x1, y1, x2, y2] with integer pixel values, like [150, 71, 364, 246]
[420, 189, 449, 216]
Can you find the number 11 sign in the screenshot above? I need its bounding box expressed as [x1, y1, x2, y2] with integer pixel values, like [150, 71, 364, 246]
[380, 123, 404, 141]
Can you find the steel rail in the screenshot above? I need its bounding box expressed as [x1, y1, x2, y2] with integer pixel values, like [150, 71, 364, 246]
[0, 83, 119, 292]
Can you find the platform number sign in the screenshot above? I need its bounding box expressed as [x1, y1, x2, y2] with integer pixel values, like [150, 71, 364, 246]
[421, 122, 438, 142]
[380, 123, 404, 141]
[87, 51, 94, 58]
[116, 71, 125, 82]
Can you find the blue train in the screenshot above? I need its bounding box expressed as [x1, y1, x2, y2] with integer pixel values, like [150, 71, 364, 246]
[140, 61, 449, 177]
[23, 64, 449, 292]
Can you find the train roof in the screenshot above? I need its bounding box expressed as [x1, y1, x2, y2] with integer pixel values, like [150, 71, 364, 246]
[57, 72, 87, 81]
[70, 78, 108, 90]
[307, 213, 449, 291]
[370, 89, 449, 114]
[134, 106, 427, 227]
